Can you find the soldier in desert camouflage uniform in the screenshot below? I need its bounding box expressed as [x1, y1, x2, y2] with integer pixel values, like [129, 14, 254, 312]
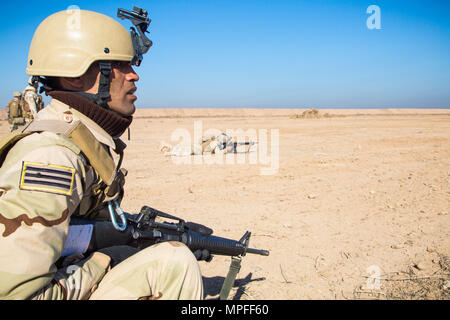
[0, 9, 203, 300]
[5, 91, 26, 132]
[21, 78, 44, 119]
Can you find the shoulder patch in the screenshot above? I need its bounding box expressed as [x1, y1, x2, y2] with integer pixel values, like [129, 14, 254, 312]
[19, 161, 75, 196]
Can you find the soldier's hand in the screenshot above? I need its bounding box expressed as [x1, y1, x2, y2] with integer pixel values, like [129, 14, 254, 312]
[193, 249, 212, 262]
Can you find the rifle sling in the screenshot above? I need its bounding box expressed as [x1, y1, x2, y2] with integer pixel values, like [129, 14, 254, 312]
[219, 256, 242, 300]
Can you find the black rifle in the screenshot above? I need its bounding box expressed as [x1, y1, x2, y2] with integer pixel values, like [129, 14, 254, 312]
[129, 206, 269, 300]
[126, 206, 269, 258]
[71, 205, 269, 299]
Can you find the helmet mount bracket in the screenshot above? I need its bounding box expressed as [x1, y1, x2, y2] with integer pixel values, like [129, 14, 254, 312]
[117, 6, 153, 67]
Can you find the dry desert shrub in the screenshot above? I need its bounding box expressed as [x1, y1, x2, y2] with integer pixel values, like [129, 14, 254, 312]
[290, 108, 344, 119]
[302, 108, 320, 118]
[290, 108, 321, 119]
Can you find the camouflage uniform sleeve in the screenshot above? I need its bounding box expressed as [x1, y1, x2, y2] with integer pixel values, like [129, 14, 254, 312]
[24, 92, 39, 118]
[0, 132, 111, 300]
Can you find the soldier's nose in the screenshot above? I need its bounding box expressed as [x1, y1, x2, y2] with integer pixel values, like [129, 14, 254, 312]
[126, 71, 139, 82]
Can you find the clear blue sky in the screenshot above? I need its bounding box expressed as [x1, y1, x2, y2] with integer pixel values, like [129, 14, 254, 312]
[1, 0, 449, 108]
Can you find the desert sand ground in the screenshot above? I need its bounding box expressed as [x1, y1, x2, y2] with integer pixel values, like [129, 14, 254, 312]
[1, 108, 449, 300]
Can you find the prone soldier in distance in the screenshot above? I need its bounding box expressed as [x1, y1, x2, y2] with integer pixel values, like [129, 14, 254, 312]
[160, 132, 257, 156]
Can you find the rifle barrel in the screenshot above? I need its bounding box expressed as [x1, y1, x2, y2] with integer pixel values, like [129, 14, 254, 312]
[246, 247, 270, 256]
[185, 231, 269, 257]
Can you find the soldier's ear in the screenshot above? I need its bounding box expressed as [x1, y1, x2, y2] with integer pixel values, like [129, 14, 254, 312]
[58, 62, 100, 93]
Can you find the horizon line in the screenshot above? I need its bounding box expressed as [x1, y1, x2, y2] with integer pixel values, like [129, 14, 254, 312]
[136, 106, 450, 109]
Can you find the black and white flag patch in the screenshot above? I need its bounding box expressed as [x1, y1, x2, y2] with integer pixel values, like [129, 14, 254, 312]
[19, 161, 75, 196]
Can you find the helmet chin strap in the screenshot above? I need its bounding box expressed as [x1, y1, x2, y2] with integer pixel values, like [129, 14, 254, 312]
[35, 61, 114, 110]
[96, 61, 112, 108]
[66, 61, 113, 110]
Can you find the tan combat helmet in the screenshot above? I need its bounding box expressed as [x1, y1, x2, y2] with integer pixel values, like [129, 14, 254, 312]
[26, 10, 134, 78]
[26, 7, 152, 108]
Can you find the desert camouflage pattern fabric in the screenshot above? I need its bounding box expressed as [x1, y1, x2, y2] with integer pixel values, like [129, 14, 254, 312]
[22, 86, 43, 119]
[6, 98, 26, 132]
[0, 98, 203, 300]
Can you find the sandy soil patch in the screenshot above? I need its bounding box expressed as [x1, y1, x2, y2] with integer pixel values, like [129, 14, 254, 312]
[1, 108, 449, 299]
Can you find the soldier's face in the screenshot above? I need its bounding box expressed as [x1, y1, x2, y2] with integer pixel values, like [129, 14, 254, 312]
[70, 61, 139, 116]
[107, 61, 139, 116]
